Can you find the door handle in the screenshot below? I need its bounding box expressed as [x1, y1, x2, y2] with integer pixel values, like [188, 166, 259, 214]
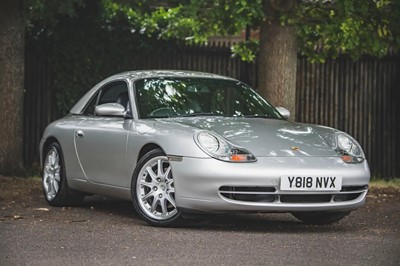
[76, 130, 84, 137]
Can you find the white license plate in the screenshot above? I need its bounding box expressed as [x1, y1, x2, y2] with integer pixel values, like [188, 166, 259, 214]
[280, 176, 342, 191]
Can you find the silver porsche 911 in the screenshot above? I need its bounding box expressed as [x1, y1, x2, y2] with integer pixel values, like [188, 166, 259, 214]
[40, 70, 370, 226]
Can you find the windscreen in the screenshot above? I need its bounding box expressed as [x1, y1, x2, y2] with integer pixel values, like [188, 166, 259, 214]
[135, 77, 283, 119]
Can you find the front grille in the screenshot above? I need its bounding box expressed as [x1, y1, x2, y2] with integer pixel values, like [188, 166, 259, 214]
[219, 185, 367, 204]
[219, 186, 276, 203]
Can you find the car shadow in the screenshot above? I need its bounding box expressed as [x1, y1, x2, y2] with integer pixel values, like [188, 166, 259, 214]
[179, 213, 354, 234]
[77, 196, 360, 234]
[80, 195, 138, 218]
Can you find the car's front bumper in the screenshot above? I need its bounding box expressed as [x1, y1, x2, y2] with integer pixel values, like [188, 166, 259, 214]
[171, 156, 370, 213]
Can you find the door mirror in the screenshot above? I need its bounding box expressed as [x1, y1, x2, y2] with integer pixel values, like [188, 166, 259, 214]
[95, 103, 126, 117]
[276, 107, 290, 119]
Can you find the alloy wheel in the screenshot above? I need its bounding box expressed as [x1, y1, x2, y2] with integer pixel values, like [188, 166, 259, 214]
[43, 147, 61, 201]
[136, 156, 178, 220]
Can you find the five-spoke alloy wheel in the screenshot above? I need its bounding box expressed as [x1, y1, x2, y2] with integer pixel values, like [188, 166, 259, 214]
[132, 149, 181, 226]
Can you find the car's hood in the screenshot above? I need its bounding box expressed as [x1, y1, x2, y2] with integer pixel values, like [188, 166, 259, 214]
[163, 117, 338, 157]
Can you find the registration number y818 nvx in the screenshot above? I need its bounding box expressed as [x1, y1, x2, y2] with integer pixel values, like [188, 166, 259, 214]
[280, 176, 342, 191]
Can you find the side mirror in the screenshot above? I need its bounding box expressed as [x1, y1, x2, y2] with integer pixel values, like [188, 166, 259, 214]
[95, 103, 126, 117]
[276, 107, 290, 119]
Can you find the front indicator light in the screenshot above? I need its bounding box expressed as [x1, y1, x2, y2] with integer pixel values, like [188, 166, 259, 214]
[230, 154, 252, 162]
[340, 155, 353, 163]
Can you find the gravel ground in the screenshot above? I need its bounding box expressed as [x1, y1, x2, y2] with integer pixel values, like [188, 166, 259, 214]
[0, 175, 399, 266]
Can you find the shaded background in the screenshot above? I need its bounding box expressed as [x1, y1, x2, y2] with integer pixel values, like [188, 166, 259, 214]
[23, 1, 400, 179]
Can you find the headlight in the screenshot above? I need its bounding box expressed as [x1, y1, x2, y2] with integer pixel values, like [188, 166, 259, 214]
[195, 131, 257, 162]
[335, 133, 364, 163]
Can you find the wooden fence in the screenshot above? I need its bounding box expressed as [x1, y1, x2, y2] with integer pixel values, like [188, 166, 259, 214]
[24, 42, 400, 178]
[296, 55, 400, 178]
[24, 47, 58, 168]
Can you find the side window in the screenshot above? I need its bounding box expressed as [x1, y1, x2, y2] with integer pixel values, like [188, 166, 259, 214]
[82, 81, 129, 116]
[98, 82, 128, 105]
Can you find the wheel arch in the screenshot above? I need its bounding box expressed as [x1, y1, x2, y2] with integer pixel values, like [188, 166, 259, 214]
[137, 143, 165, 163]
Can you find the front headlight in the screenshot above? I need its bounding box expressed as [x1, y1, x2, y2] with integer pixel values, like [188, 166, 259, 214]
[195, 131, 257, 162]
[335, 133, 364, 163]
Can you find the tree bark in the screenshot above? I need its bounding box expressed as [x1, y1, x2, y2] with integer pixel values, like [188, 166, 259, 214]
[0, 0, 26, 176]
[258, 0, 298, 120]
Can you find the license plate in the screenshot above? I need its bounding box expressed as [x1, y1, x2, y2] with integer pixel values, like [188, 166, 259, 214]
[280, 176, 342, 191]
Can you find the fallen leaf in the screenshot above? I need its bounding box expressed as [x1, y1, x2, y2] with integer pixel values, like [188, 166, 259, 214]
[12, 215, 23, 220]
[35, 208, 49, 212]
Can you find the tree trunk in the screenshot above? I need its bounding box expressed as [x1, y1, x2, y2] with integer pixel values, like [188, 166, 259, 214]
[258, 0, 298, 120]
[0, 0, 26, 176]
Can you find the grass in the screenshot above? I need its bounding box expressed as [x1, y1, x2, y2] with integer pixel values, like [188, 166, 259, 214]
[0, 175, 42, 202]
[370, 178, 400, 189]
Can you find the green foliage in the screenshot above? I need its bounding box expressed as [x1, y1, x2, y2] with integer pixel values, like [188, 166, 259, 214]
[25, 0, 84, 35]
[105, 0, 264, 44]
[101, 0, 264, 59]
[107, 0, 399, 63]
[295, 0, 400, 62]
[231, 40, 259, 62]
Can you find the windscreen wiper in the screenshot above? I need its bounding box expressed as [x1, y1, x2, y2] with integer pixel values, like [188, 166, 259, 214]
[179, 112, 223, 117]
[242, 115, 282, 119]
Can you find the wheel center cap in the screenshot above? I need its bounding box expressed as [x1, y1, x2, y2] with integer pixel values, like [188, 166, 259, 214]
[160, 185, 166, 191]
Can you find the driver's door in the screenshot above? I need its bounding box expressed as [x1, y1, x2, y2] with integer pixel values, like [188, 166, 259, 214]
[74, 80, 132, 188]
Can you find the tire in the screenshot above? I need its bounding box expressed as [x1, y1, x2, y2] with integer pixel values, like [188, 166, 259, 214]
[291, 211, 350, 225]
[132, 149, 182, 227]
[42, 142, 85, 206]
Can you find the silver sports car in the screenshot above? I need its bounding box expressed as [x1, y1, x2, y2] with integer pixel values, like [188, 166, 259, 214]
[40, 70, 370, 226]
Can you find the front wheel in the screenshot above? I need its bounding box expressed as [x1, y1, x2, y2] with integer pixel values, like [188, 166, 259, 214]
[291, 211, 350, 225]
[132, 149, 181, 226]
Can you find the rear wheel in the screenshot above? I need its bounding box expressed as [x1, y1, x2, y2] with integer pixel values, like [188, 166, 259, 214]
[132, 149, 181, 226]
[292, 211, 350, 225]
[42, 142, 85, 206]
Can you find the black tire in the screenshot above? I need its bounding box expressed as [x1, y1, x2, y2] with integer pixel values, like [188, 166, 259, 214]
[291, 211, 350, 225]
[131, 148, 182, 227]
[42, 142, 85, 206]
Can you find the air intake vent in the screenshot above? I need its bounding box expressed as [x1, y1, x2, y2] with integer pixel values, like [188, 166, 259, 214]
[219, 186, 276, 202]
